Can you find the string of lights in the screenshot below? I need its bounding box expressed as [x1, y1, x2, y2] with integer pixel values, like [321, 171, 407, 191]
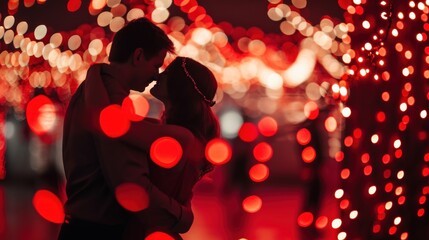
[341, 0, 429, 239]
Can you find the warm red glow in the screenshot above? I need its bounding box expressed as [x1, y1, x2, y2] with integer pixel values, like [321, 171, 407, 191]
[324, 116, 337, 132]
[26, 95, 57, 135]
[253, 142, 273, 162]
[304, 101, 319, 120]
[341, 168, 350, 179]
[315, 216, 328, 229]
[385, 183, 393, 193]
[67, 0, 82, 12]
[122, 94, 149, 121]
[188, 6, 206, 21]
[353, 128, 362, 138]
[376, 111, 386, 122]
[32, 190, 65, 224]
[363, 165, 372, 175]
[384, 169, 391, 179]
[115, 182, 149, 212]
[335, 151, 344, 162]
[361, 153, 370, 163]
[344, 136, 353, 147]
[419, 196, 426, 205]
[145, 231, 175, 240]
[340, 199, 349, 209]
[150, 137, 183, 169]
[424, 153, 429, 162]
[398, 196, 406, 205]
[91, 0, 106, 10]
[296, 128, 311, 145]
[242, 195, 262, 213]
[382, 154, 391, 164]
[238, 122, 258, 142]
[373, 224, 381, 233]
[2, 1, 428, 238]
[301, 146, 316, 163]
[205, 138, 232, 165]
[249, 163, 269, 182]
[417, 208, 425, 217]
[422, 167, 429, 177]
[389, 226, 397, 235]
[0, 113, 5, 180]
[99, 104, 130, 138]
[297, 212, 314, 227]
[257, 116, 278, 137]
[395, 149, 403, 159]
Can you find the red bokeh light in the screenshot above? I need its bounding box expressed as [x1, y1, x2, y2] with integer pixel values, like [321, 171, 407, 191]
[315, 216, 329, 229]
[296, 128, 311, 145]
[150, 137, 183, 168]
[304, 101, 319, 120]
[205, 138, 232, 165]
[26, 95, 57, 135]
[32, 190, 65, 224]
[253, 142, 273, 162]
[257, 116, 278, 137]
[242, 195, 262, 213]
[99, 104, 130, 138]
[340, 199, 350, 209]
[67, 0, 82, 12]
[297, 212, 314, 228]
[91, 0, 106, 10]
[145, 231, 175, 240]
[341, 168, 350, 179]
[115, 182, 149, 212]
[302, 146, 316, 163]
[238, 122, 258, 142]
[122, 94, 149, 121]
[249, 163, 269, 182]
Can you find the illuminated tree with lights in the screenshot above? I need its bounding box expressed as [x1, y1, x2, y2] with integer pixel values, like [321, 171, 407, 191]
[340, 0, 429, 239]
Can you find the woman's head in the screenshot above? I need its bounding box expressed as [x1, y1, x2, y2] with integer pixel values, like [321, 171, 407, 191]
[151, 57, 220, 141]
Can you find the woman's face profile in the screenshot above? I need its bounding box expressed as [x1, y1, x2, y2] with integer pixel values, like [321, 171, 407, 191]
[150, 68, 170, 103]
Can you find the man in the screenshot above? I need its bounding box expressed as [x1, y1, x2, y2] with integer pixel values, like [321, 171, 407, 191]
[59, 18, 192, 239]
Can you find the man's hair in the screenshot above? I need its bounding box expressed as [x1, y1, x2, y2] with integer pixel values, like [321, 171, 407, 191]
[108, 18, 174, 63]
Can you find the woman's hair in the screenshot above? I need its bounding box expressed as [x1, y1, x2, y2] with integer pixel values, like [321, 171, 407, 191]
[163, 57, 220, 143]
[108, 18, 175, 63]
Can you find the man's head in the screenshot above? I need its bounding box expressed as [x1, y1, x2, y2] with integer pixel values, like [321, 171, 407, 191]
[108, 18, 174, 91]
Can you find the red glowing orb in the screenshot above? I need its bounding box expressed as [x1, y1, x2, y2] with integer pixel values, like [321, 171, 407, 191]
[253, 142, 273, 162]
[242, 195, 262, 213]
[32, 190, 65, 224]
[150, 137, 183, 168]
[99, 104, 130, 138]
[26, 95, 57, 135]
[115, 182, 149, 212]
[122, 94, 149, 121]
[238, 122, 258, 142]
[205, 138, 232, 165]
[145, 231, 175, 240]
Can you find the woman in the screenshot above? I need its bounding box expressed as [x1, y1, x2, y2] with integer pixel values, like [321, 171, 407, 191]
[88, 56, 220, 239]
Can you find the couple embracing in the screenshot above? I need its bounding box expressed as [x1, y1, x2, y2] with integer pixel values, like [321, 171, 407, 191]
[58, 17, 219, 240]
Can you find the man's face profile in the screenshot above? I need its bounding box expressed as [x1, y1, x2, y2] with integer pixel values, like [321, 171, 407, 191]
[132, 49, 167, 92]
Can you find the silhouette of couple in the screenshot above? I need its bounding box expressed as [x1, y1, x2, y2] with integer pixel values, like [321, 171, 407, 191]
[59, 18, 220, 240]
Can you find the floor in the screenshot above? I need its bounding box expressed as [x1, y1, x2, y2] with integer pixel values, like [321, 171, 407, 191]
[0, 169, 340, 240]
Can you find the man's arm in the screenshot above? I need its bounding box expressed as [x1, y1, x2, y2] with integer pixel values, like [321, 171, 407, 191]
[94, 131, 193, 233]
